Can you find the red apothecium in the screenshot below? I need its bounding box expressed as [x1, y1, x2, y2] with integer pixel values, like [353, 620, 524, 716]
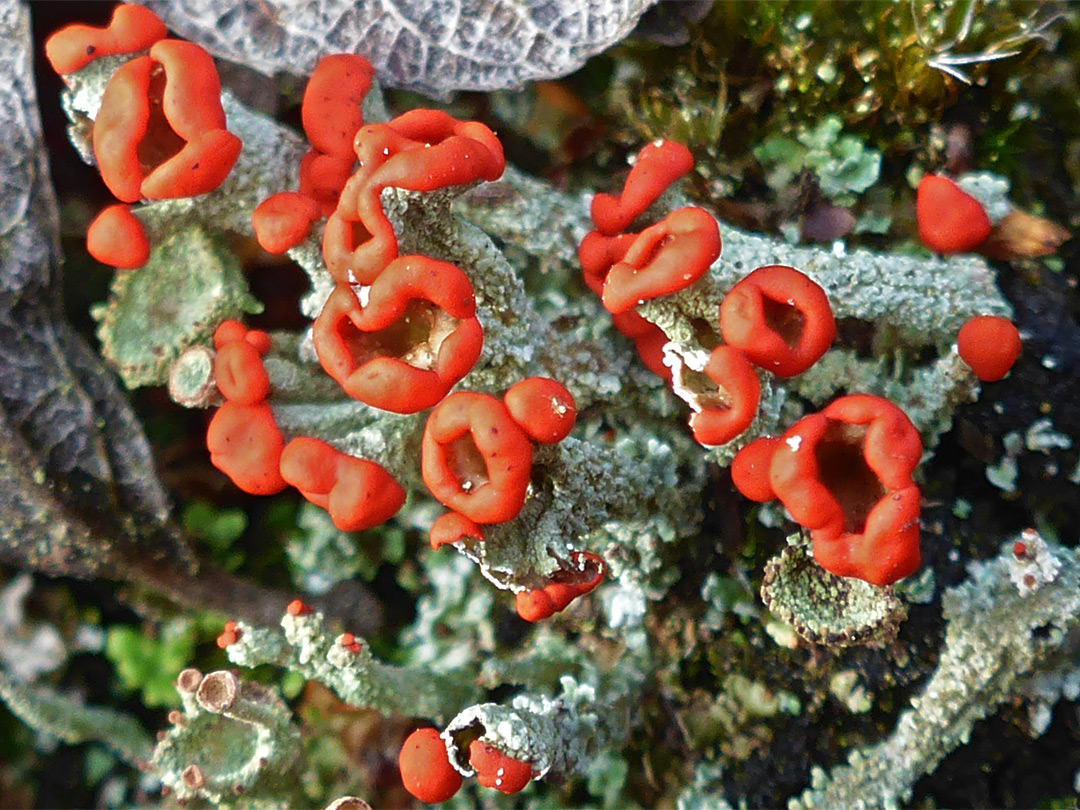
[957, 315, 1021, 382]
[93, 40, 241, 202]
[916, 174, 993, 254]
[421, 392, 533, 524]
[686, 346, 760, 447]
[768, 394, 923, 586]
[601, 207, 720, 315]
[312, 255, 483, 413]
[590, 139, 695, 236]
[45, 4, 168, 75]
[719, 264, 835, 378]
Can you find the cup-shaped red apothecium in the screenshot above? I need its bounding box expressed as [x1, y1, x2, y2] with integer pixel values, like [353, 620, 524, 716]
[252, 192, 322, 254]
[684, 345, 761, 447]
[720, 264, 836, 378]
[279, 437, 337, 508]
[421, 392, 533, 524]
[313, 256, 483, 413]
[590, 139, 695, 236]
[399, 728, 462, 804]
[214, 340, 270, 404]
[325, 452, 402, 533]
[279, 437, 405, 532]
[632, 322, 674, 382]
[213, 320, 271, 355]
[515, 551, 606, 622]
[93, 40, 241, 202]
[322, 110, 505, 284]
[768, 394, 923, 586]
[45, 3, 168, 75]
[356, 109, 506, 199]
[577, 230, 663, 343]
[300, 149, 356, 216]
[578, 229, 637, 296]
[213, 320, 271, 404]
[601, 207, 720, 315]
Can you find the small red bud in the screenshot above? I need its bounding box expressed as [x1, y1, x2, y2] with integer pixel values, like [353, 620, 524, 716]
[286, 599, 313, 616]
[340, 633, 363, 654]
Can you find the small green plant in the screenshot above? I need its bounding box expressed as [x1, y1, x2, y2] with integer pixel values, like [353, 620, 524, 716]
[104, 618, 214, 708]
[754, 116, 882, 204]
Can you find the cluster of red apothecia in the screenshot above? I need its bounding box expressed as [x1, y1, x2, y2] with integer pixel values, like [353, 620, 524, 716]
[398, 727, 535, 803]
[48, 7, 1026, 803]
[578, 140, 841, 446]
[47, 6, 602, 624]
[219, 600, 538, 803]
[48, 6, 241, 269]
[580, 142, 926, 583]
[579, 141, 1026, 587]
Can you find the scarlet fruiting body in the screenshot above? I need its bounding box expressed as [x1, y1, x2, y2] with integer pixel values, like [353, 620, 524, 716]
[578, 230, 637, 292]
[301, 55, 374, 158]
[214, 320, 249, 349]
[286, 599, 312, 616]
[399, 728, 462, 804]
[601, 207, 721, 314]
[326, 455, 406, 532]
[421, 393, 533, 524]
[339, 632, 362, 654]
[252, 192, 322, 254]
[503, 378, 577, 445]
[719, 265, 835, 377]
[515, 552, 605, 622]
[243, 329, 272, 356]
[215, 621, 240, 649]
[768, 394, 923, 586]
[300, 150, 355, 215]
[591, 140, 695, 236]
[730, 437, 781, 503]
[86, 204, 150, 269]
[214, 341, 270, 404]
[92, 40, 241, 202]
[957, 315, 1021, 382]
[323, 111, 504, 283]
[632, 323, 674, 382]
[45, 4, 168, 75]
[312, 256, 483, 413]
[468, 740, 532, 794]
[279, 437, 337, 507]
[687, 346, 761, 446]
[206, 402, 287, 495]
[279, 437, 405, 532]
[212, 321, 272, 404]
[916, 174, 993, 254]
[429, 511, 484, 550]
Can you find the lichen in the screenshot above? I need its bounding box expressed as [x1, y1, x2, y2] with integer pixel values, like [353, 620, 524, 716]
[791, 531, 1080, 810]
[761, 534, 909, 647]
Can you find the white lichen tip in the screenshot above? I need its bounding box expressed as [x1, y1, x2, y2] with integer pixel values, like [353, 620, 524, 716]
[664, 343, 711, 412]
[1006, 528, 1061, 597]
